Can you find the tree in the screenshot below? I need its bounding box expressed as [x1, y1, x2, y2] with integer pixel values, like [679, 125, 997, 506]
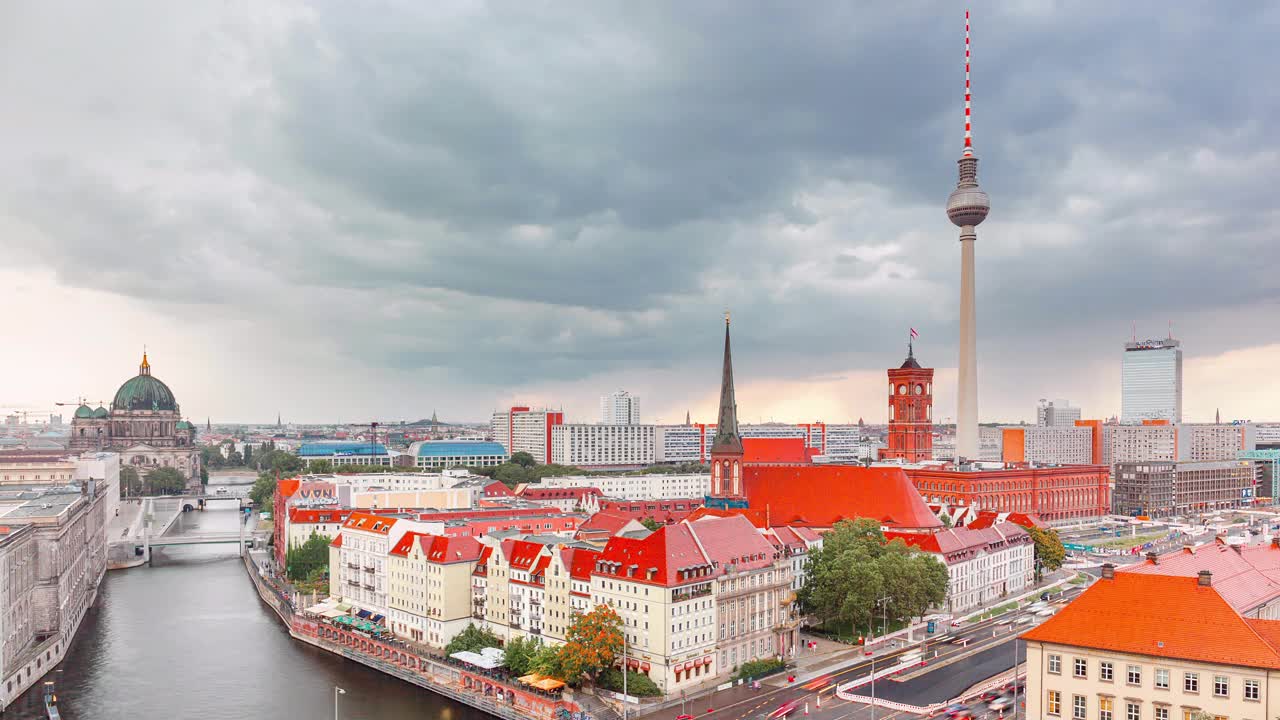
[306, 459, 335, 474]
[199, 465, 209, 485]
[243, 444, 254, 468]
[510, 451, 537, 468]
[120, 466, 142, 497]
[494, 464, 528, 488]
[249, 474, 277, 508]
[939, 513, 952, 528]
[503, 635, 542, 676]
[144, 467, 187, 495]
[559, 604, 623, 681]
[286, 532, 332, 582]
[445, 624, 502, 655]
[640, 517, 662, 532]
[798, 518, 949, 637]
[598, 668, 661, 697]
[530, 643, 565, 679]
[1028, 526, 1066, 579]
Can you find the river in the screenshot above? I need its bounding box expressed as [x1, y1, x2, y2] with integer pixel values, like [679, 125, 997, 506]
[9, 484, 494, 720]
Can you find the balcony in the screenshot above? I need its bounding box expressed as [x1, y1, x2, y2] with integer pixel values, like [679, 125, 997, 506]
[364, 566, 376, 574]
[363, 583, 376, 591]
[347, 579, 360, 588]
[510, 621, 522, 630]
[347, 563, 359, 570]
[529, 627, 542, 635]
[472, 611, 484, 620]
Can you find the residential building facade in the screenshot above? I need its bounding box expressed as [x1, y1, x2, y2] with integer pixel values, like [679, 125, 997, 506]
[1037, 399, 1082, 427]
[885, 523, 1033, 613]
[490, 407, 564, 465]
[550, 424, 656, 468]
[601, 391, 641, 425]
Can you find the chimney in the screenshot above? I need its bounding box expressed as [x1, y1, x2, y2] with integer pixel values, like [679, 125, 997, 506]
[1101, 563, 1115, 580]
[1145, 552, 1157, 565]
[1198, 570, 1212, 587]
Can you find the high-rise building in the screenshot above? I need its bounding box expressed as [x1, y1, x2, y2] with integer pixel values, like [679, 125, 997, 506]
[550, 423, 656, 467]
[1000, 426, 1094, 466]
[1121, 337, 1183, 423]
[1036, 399, 1081, 427]
[489, 407, 564, 464]
[885, 343, 934, 462]
[599, 390, 640, 425]
[946, 11, 991, 460]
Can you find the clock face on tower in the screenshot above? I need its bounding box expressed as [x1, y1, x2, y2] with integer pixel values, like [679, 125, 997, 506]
[897, 384, 907, 395]
[915, 383, 924, 395]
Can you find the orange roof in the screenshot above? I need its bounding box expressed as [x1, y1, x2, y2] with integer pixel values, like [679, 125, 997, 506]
[330, 533, 343, 548]
[1021, 573, 1280, 669]
[742, 437, 811, 464]
[730, 464, 941, 530]
[341, 512, 395, 535]
[277, 478, 302, 500]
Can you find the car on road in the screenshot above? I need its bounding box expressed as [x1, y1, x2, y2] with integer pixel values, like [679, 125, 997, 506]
[676, 715, 694, 720]
[1040, 592, 1050, 601]
[989, 694, 1016, 711]
[995, 617, 1014, 625]
[1036, 608, 1055, 617]
[941, 702, 969, 717]
[767, 700, 802, 719]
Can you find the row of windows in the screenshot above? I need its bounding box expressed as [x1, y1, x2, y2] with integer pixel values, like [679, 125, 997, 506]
[1047, 691, 1247, 720]
[1050, 655, 1259, 700]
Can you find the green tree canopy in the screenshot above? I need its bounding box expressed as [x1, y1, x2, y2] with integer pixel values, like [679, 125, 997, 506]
[120, 466, 141, 496]
[797, 518, 949, 636]
[503, 635, 542, 676]
[144, 466, 188, 495]
[509, 451, 537, 468]
[640, 517, 662, 531]
[285, 532, 332, 582]
[306, 459, 335, 474]
[1028, 526, 1066, 577]
[445, 624, 502, 655]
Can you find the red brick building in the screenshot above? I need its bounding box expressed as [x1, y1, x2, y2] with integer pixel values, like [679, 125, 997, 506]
[884, 343, 934, 462]
[906, 463, 1111, 522]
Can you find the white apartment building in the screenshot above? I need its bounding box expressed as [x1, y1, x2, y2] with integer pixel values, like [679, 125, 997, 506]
[1037, 399, 1082, 427]
[333, 512, 414, 619]
[886, 523, 1033, 613]
[550, 424, 656, 468]
[539, 473, 710, 500]
[1006, 426, 1095, 465]
[656, 423, 835, 463]
[1103, 423, 1254, 467]
[1121, 338, 1183, 423]
[601, 391, 641, 425]
[1188, 423, 1255, 460]
[656, 425, 704, 463]
[490, 407, 563, 464]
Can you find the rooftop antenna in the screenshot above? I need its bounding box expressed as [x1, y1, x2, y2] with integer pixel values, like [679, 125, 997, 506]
[963, 9, 973, 157]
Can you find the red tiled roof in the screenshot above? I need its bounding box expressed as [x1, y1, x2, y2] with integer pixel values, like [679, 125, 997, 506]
[330, 533, 343, 548]
[277, 478, 302, 500]
[425, 534, 483, 563]
[1120, 542, 1280, 613]
[342, 512, 395, 535]
[729, 464, 941, 530]
[792, 526, 822, 542]
[579, 512, 638, 535]
[390, 531, 427, 557]
[518, 486, 601, 500]
[742, 437, 812, 464]
[597, 524, 710, 586]
[483, 481, 514, 497]
[562, 547, 601, 582]
[966, 511, 1045, 530]
[688, 515, 776, 572]
[885, 523, 1028, 559]
[1021, 573, 1280, 669]
[288, 508, 351, 524]
[502, 538, 545, 571]
[473, 545, 494, 575]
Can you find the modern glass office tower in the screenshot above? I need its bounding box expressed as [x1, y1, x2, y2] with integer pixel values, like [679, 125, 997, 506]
[1121, 338, 1183, 423]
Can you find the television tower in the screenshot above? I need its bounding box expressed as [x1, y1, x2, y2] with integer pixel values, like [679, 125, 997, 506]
[946, 10, 990, 460]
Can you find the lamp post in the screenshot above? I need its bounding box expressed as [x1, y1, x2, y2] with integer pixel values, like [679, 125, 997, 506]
[334, 686, 346, 720]
[870, 595, 890, 720]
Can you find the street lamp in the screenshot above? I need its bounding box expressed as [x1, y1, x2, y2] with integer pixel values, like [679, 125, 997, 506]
[334, 686, 346, 720]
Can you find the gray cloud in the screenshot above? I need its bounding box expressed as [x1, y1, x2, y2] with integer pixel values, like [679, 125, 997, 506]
[1, 0, 1277, 421]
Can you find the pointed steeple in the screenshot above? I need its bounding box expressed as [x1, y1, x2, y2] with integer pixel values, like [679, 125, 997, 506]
[1216, 408, 1221, 425]
[139, 348, 151, 376]
[685, 410, 691, 425]
[277, 411, 282, 428]
[711, 312, 743, 455]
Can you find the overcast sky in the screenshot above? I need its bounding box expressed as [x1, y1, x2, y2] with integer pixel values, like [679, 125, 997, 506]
[1, 1, 1277, 426]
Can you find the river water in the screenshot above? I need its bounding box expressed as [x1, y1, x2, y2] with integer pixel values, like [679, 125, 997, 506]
[9, 483, 493, 720]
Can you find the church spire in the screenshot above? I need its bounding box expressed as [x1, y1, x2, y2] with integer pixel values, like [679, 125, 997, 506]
[711, 312, 743, 454]
[140, 348, 151, 376]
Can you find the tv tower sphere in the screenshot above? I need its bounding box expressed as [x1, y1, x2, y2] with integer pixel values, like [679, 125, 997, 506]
[946, 161, 990, 228]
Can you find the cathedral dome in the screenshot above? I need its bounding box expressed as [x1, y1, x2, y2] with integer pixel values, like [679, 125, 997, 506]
[111, 353, 179, 413]
[74, 404, 94, 419]
[92, 406, 109, 418]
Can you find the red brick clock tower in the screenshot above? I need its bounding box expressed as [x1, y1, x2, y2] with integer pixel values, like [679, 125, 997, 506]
[886, 342, 934, 462]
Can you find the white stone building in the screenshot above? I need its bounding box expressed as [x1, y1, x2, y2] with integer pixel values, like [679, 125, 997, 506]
[550, 424, 656, 468]
[886, 522, 1034, 614]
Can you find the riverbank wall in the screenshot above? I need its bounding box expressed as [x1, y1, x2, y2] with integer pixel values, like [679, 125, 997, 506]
[241, 555, 583, 720]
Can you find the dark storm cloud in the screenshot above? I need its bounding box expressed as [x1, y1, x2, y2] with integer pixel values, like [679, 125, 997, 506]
[2, 0, 1278, 407]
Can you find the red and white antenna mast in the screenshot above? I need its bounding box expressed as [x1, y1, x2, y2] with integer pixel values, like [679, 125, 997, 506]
[963, 10, 974, 157]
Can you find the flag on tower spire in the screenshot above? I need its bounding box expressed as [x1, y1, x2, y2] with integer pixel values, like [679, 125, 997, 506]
[963, 9, 974, 157]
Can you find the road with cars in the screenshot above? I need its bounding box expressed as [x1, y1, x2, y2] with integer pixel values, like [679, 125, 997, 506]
[645, 587, 1085, 720]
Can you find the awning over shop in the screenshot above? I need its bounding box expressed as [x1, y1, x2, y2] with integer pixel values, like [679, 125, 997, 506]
[335, 602, 353, 611]
[450, 650, 505, 670]
[533, 678, 565, 691]
[356, 609, 371, 619]
[370, 614, 385, 623]
[321, 609, 345, 618]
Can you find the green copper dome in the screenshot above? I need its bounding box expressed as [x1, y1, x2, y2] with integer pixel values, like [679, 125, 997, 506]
[74, 404, 94, 419]
[111, 353, 178, 412]
[176, 420, 193, 430]
[92, 406, 109, 418]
